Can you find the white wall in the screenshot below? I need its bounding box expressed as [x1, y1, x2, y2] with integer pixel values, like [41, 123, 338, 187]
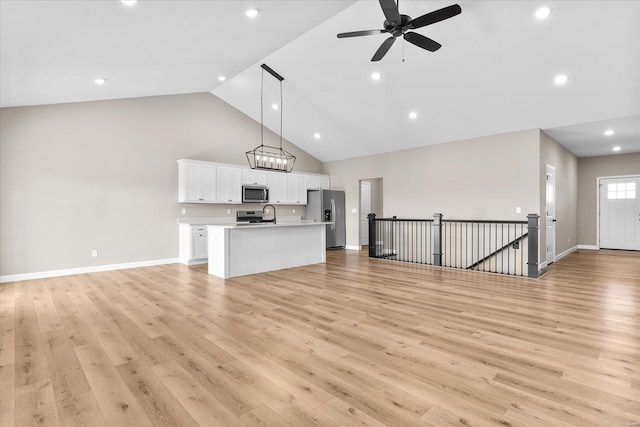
[0, 93, 322, 276]
[323, 129, 541, 248]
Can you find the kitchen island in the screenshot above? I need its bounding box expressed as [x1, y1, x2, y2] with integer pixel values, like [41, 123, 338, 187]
[207, 221, 331, 279]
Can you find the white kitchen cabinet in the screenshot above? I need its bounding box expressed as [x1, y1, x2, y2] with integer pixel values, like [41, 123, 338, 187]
[216, 166, 242, 203]
[178, 160, 216, 203]
[318, 175, 330, 190]
[287, 174, 307, 205]
[242, 169, 268, 186]
[305, 175, 319, 190]
[267, 172, 288, 204]
[179, 224, 208, 265]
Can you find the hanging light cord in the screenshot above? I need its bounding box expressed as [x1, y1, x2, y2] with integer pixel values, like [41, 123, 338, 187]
[279, 79, 283, 150]
[260, 67, 264, 148]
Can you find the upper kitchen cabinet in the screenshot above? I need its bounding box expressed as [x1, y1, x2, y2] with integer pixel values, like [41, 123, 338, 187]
[178, 159, 216, 203]
[318, 175, 330, 190]
[267, 172, 288, 204]
[215, 166, 242, 204]
[287, 174, 307, 205]
[242, 169, 268, 186]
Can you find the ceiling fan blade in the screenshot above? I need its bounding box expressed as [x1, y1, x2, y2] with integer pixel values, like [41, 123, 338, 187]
[408, 4, 462, 29]
[379, 0, 401, 25]
[404, 32, 442, 52]
[337, 30, 386, 38]
[371, 36, 396, 62]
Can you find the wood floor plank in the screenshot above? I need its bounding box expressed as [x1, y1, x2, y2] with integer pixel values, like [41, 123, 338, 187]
[75, 344, 153, 427]
[15, 379, 61, 427]
[150, 360, 239, 426]
[0, 249, 638, 426]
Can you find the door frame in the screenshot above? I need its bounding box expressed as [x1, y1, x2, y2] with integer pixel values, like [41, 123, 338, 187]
[545, 164, 556, 266]
[596, 174, 640, 250]
[359, 181, 371, 247]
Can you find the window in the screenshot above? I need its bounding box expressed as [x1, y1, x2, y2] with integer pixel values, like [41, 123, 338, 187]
[608, 182, 636, 199]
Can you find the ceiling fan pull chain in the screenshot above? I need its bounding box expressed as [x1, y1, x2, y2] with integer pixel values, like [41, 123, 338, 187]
[402, 37, 405, 62]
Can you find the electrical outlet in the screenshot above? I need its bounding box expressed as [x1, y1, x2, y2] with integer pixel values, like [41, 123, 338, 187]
[352, 208, 358, 214]
[227, 209, 231, 214]
[292, 208, 296, 214]
[265, 208, 270, 214]
[515, 207, 522, 214]
[91, 250, 98, 257]
[181, 208, 187, 215]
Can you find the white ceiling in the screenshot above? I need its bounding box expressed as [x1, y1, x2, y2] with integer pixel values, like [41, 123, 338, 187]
[2, 1, 639, 161]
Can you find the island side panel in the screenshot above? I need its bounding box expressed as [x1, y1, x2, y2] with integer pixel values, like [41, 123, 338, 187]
[228, 225, 325, 278]
[208, 226, 230, 278]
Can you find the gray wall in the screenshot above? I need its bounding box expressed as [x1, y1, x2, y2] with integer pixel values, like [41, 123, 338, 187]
[0, 93, 322, 276]
[577, 152, 640, 247]
[540, 130, 579, 259]
[324, 129, 541, 248]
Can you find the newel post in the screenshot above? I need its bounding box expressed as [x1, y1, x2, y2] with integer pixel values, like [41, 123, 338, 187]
[527, 214, 540, 278]
[368, 213, 376, 257]
[433, 213, 443, 266]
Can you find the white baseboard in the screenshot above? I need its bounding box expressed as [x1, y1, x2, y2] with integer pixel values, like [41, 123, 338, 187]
[578, 244, 599, 250]
[555, 245, 578, 261]
[344, 245, 362, 251]
[0, 258, 180, 283]
[539, 261, 548, 269]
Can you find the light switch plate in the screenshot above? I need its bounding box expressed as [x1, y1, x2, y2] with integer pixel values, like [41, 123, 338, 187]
[181, 208, 187, 215]
[515, 207, 522, 214]
[352, 208, 358, 214]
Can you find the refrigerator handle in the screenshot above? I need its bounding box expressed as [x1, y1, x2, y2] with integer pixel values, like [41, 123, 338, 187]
[331, 199, 336, 230]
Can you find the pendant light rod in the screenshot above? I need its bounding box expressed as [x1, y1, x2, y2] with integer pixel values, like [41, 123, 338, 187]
[260, 63, 284, 81]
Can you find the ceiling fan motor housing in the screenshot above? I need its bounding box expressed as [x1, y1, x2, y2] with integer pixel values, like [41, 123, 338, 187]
[384, 14, 412, 35]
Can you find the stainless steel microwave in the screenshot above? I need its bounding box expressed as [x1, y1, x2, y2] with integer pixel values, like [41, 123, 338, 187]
[242, 185, 269, 203]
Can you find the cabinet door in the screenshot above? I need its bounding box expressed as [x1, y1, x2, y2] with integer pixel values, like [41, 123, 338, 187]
[201, 165, 217, 202]
[183, 163, 202, 202]
[267, 172, 288, 204]
[287, 174, 307, 205]
[216, 166, 242, 203]
[305, 175, 319, 190]
[192, 231, 208, 260]
[319, 175, 330, 190]
[242, 169, 268, 186]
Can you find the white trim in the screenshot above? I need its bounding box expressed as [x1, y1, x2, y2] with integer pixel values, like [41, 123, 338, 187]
[345, 245, 362, 250]
[0, 258, 180, 283]
[540, 260, 548, 269]
[578, 244, 599, 250]
[555, 245, 578, 261]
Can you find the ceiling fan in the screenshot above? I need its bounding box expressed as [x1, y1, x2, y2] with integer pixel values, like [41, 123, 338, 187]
[337, 0, 462, 61]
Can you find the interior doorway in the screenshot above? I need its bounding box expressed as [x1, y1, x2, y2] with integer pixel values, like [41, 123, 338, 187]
[359, 178, 383, 248]
[599, 175, 640, 250]
[545, 165, 556, 265]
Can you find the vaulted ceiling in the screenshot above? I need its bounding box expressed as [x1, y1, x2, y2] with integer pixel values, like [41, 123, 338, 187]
[2, 1, 639, 161]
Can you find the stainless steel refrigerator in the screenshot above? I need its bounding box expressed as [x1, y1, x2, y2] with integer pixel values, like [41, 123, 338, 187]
[307, 190, 346, 249]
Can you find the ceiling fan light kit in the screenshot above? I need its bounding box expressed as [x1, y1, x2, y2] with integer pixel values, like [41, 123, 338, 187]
[337, 0, 461, 62]
[246, 64, 296, 173]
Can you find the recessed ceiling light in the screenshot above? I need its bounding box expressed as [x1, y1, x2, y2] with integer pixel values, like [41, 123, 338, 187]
[314, 133, 321, 140]
[409, 111, 418, 120]
[218, 75, 226, 82]
[371, 72, 381, 81]
[272, 104, 279, 110]
[244, 8, 259, 18]
[535, 6, 552, 20]
[613, 146, 621, 152]
[121, 0, 137, 5]
[94, 78, 107, 85]
[604, 129, 615, 136]
[554, 74, 569, 85]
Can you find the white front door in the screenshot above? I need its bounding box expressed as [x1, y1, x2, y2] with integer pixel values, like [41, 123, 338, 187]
[599, 176, 640, 250]
[360, 181, 371, 246]
[545, 165, 556, 265]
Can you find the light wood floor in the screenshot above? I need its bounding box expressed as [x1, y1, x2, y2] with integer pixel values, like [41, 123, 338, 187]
[1, 249, 639, 426]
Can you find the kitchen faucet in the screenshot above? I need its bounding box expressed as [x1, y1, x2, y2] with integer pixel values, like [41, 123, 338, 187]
[262, 204, 276, 223]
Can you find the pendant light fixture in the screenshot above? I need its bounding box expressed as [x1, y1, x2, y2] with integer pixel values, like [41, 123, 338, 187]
[246, 64, 296, 172]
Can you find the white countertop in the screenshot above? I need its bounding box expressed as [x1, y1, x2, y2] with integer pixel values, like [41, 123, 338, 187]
[207, 221, 332, 229]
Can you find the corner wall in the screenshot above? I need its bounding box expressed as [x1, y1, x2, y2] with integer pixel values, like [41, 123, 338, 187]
[577, 152, 640, 247]
[539, 130, 579, 260]
[323, 129, 540, 248]
[0, 93, 322, 276]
